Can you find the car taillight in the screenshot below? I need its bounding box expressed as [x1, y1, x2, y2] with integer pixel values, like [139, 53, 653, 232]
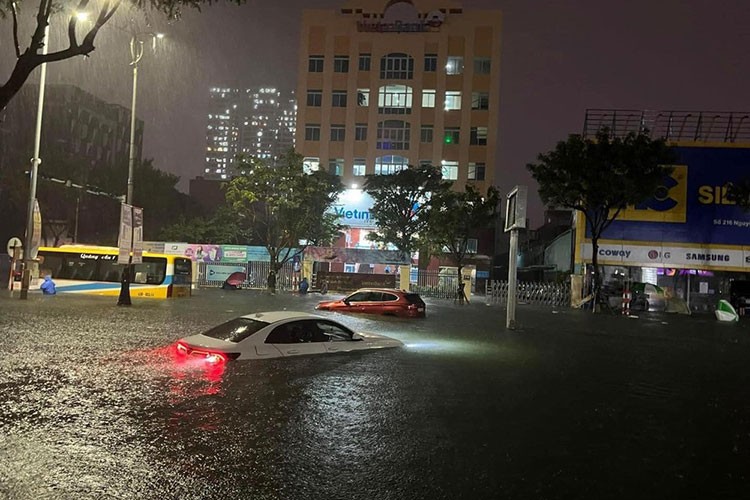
[176, 342, 189, 355]
[407, 304, 418, 309]
[205, 352, 227, 365]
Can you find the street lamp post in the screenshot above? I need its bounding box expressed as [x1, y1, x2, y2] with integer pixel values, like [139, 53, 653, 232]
[20, 22, 50, 300]
[117, 31, 162, 306]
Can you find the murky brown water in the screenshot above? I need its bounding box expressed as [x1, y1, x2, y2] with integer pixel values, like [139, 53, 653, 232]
[1, 289, 749, 499]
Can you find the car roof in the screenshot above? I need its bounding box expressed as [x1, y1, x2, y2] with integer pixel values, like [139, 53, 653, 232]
[351, 288, 412, 294]
[238, 310, 327, 323]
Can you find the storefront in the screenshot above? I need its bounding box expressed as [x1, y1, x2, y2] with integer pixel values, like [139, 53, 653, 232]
[575, 144, 750, 312]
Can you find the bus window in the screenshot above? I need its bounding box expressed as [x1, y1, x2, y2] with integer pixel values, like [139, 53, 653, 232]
[133, 258, 166, 285]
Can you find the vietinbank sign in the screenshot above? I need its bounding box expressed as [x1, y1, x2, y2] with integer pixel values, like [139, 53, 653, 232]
[580, 243, 750, 271]
[329, 189, 377, 229]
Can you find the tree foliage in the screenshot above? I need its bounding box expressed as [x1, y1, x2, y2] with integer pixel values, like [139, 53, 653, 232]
[158, 205, 246, 244]
[363, 164, 450, 259]
[224, 152, 343, 292]
[726, 179, 750, 210]
[0, 0, 243, 111]
[527, 129, 676, 300]
[427, 184, 500, 275]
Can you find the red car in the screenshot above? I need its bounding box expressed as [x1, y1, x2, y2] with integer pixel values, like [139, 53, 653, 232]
[316, 288, 426, 318]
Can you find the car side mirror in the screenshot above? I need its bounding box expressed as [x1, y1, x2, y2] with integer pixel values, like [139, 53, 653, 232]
[343, 299, 351, 306]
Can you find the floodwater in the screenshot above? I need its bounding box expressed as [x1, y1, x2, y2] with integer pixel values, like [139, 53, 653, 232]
[1, 289, 749, 499]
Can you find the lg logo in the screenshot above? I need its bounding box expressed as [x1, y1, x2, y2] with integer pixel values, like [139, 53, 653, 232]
[648, 250, 671, 260]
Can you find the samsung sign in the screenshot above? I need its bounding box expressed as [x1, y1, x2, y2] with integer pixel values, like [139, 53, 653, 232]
[329, 189, 377, 229]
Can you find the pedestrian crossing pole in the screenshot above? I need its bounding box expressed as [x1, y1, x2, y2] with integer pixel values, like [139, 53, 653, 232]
[505, 186, 527, 330]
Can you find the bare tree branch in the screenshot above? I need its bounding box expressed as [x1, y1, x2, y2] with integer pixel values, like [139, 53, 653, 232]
[11, 1, 20, 58]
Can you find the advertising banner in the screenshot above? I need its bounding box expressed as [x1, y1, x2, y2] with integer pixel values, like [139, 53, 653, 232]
[117, 203, 132, 265]
[222, 245, 248, 263]
[205, 264, 246, 282]
[589, 146, 750, 246]
[581, 242, 750, 272]
[132, 207, 143, 264]
[30, 199, 42, 260]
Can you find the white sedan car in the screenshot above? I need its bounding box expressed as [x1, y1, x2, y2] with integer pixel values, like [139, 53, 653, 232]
[175, 311, 402, 364]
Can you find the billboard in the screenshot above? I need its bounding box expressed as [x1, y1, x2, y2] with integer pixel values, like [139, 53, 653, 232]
[579, 146, 750, 271]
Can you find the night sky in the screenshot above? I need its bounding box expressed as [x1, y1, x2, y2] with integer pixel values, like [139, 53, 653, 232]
[3, 0, 750, 225]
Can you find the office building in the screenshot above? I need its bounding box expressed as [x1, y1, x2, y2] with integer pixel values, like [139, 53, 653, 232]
[295, 0, 501, 192]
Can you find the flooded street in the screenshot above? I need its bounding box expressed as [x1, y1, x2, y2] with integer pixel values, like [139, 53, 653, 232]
[1, 289, 749, 499]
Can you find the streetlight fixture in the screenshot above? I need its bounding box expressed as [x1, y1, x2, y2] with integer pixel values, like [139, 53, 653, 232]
[118, 30, 163, 306]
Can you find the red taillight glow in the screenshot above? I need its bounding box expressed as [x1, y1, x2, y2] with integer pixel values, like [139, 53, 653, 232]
[176, 342, 189, 355]
[205, 352, 227, 365]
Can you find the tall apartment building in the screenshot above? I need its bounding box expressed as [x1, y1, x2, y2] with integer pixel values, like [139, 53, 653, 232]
[205, 87, 297, 180]
[295, 0, 501, 192]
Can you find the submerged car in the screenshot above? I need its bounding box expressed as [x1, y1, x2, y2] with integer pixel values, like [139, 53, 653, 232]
[175, 311, 402, 364]
[316, 288, 426, 318]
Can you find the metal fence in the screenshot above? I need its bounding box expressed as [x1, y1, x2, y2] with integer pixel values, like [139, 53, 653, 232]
[486, 280, 570, 308]
[408, 270, 474, 299]
[196, 261, 298, 291]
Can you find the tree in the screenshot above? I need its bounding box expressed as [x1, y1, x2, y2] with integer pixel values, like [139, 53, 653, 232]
[727, 179, 750, 210]
[224, 152, 343, 293]
[364, 163, 449, 261]
[527, 129, 676, 304]
[159, 205, 248, 244]
[427, 185, 499, 298]
[0, 0, 242, 111]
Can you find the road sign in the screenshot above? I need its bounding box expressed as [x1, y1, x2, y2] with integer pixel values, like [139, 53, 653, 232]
[6, 237, 22, 256]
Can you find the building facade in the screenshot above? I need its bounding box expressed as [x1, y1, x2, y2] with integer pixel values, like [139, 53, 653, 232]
[576, 108, 750, 312]
[204, 87, 297, 180]
[295, 0, 501, 192]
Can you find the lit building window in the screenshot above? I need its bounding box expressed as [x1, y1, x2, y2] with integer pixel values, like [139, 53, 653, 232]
[470, 127, 488, 145]
[380, 53, 414, 79]
[444, 127, 460, 145]
[357, 89, 370, 106]
[353, 158, 366, 176]
[441, 160, 459, 180]
[375, 155, 409, 175]
[444, 91, 462, 111]
[378, 84, 413, 114]
[303, 157, 320, 174]
[446, 56, 464, 75]
[422, 89, 436, 108]
[377, 120, 410, 150]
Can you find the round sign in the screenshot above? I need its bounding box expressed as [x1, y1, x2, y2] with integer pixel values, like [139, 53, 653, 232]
[6, 237, 22, 256]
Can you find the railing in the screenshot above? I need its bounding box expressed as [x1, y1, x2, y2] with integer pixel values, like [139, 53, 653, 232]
[196, 261, 297, 291]
[486, 280, 570, 308]
[408, 269, 475, 299]
[583, 109, 750, 144]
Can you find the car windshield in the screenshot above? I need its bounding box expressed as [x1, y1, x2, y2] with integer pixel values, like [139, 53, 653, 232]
[201, 318, 269, 343]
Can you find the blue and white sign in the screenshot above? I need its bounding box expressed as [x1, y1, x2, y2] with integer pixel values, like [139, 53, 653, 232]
[588, 146, 750, 246]
[329, 189, 377, 229]
[206, 265, 245, 282]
